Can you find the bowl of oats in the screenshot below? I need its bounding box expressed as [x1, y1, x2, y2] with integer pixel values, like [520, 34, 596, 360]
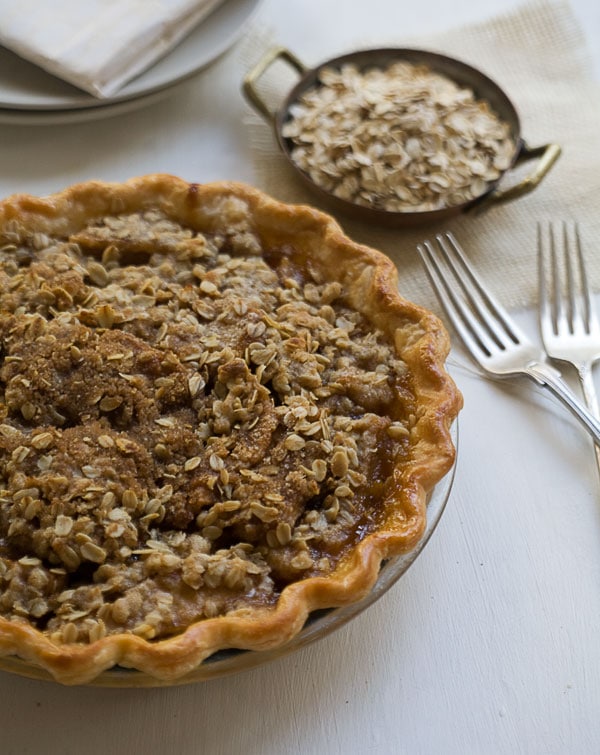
[243, 46, 561, 226]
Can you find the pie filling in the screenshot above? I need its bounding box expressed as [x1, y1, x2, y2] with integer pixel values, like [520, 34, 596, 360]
[0, 204, 416, 645]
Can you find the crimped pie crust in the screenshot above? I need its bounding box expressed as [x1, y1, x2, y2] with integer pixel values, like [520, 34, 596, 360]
[0, 175, 461, 684]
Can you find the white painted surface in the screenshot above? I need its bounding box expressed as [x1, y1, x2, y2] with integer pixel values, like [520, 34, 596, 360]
[1, 1, 600, 753]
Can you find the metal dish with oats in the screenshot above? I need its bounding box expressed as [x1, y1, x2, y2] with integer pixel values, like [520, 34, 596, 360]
[243, 47, 561, 226]
[0, 175, 461, 684]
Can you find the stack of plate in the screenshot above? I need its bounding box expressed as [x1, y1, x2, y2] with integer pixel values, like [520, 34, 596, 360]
[0, 0, 261, 126]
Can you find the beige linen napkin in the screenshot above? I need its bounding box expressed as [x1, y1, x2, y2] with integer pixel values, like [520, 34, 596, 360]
[243, 1, 600, 314]
[0, 0, 225, 98]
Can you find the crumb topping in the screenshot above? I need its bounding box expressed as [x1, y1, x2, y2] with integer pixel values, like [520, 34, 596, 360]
[0, 203, 414, 644]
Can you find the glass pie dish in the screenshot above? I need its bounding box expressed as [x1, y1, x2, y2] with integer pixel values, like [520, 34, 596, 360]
[0, 175, 460, 685]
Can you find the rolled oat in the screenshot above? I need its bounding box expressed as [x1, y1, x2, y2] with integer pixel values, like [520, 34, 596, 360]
[282, 60, 515, 212]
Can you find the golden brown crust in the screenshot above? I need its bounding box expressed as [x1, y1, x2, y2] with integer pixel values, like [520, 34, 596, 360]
[0, 174, 461, 684]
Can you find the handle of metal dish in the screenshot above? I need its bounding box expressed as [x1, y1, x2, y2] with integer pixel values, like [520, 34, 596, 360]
[477, 142, 562, 210]
[243, 46, 307, 124]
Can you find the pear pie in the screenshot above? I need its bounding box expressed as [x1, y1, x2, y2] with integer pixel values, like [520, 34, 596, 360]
[0, 175, 461, 684]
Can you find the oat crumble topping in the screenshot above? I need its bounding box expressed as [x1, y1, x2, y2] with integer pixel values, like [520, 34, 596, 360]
[0, 201, 415, 645]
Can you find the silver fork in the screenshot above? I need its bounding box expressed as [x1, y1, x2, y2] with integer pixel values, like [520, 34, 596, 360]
[417, 232, 600, 446]
[538, 222, 600, 469]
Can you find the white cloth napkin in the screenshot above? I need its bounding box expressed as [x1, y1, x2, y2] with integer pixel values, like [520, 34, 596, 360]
[0, 0, 226, 98]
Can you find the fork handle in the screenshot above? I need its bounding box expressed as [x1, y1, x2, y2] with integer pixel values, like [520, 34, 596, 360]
[525, 361, 600, 446]
[578, 362, 600, 418]
[576, 362, 600, 477]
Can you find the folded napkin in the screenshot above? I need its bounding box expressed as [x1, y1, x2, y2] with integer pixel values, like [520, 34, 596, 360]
[0, 0, 226, 98]
[243, 0, 600, 315]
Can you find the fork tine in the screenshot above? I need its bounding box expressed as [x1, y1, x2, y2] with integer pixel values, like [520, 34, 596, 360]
[438, 233, 525, 348]
[561, 221, 577, 332]
[539, 222, 578, 337]
[545, 222, 597, 337]
[417, 239, 491, 359]
[550, 224, 566, 334]
[417, 232, 527, 360]
[568, 221, 600, 335]
[573, 223, 593, 333]
[537, 222, 554, 337]
[539, 220, 600, 345]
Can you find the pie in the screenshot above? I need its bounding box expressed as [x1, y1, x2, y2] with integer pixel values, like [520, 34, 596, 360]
[0, 175, 461, 684]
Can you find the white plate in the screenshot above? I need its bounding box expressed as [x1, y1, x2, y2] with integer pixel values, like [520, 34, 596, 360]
[0, 81, 186, 126]
[0, 0, 262, 112]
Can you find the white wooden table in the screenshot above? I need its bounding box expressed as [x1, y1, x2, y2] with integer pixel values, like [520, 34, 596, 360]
[1, 1, 600, 753]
